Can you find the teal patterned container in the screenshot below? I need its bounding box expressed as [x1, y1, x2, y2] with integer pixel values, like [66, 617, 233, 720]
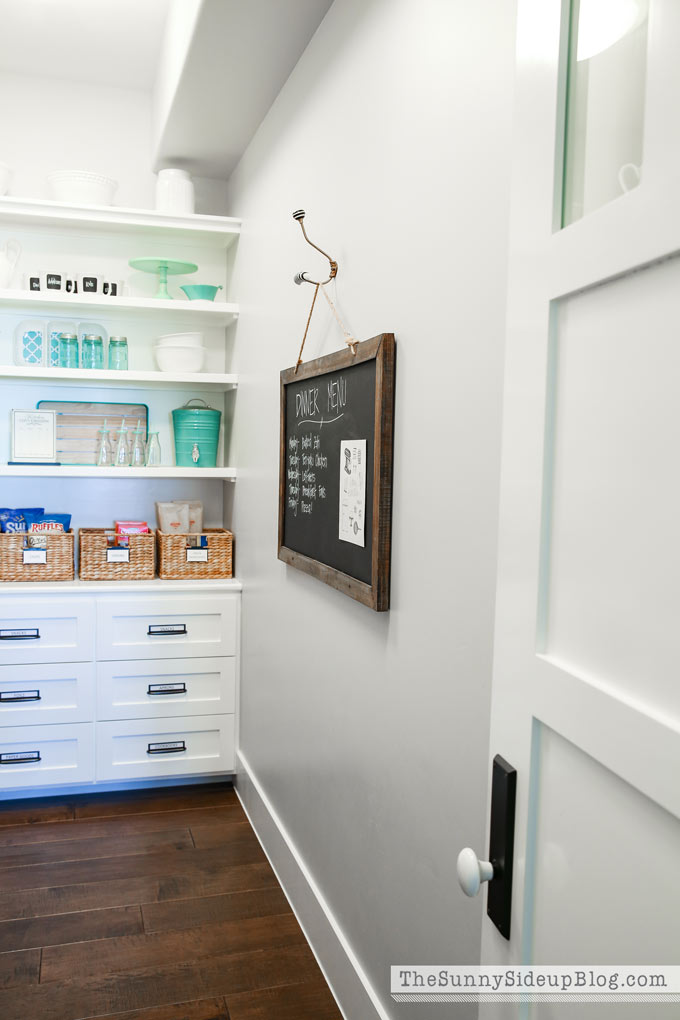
[172, 399, 221, 467]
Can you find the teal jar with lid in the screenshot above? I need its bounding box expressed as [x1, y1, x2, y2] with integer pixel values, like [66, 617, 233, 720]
[171, 398, 221, 467]
[59, 332, 79, 369]
[82, 334, 104, 369]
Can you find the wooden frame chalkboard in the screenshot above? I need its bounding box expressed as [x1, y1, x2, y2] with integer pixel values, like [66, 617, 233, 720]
[278, 333, 395, 611]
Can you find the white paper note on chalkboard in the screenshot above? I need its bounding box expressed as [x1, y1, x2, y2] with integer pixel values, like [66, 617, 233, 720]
[339, 439, 366, 547]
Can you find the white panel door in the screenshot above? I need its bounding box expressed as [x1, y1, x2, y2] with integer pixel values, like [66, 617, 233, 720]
[475, 1, 680, 1016]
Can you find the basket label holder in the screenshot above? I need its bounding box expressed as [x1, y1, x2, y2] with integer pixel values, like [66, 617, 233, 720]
[23, 549, 47, 565]
[107, 548, 130, 563]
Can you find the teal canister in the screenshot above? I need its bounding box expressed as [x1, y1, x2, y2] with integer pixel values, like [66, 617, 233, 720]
[171, 398, 222, 467]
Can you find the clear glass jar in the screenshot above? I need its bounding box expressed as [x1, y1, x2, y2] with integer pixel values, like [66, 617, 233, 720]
[130, 427, 146, 467]
[82, 334, 104, 370]
[108, 336, 128, 371]
[144, 432, 162, 467]
[59, 332, 79, 369]
[114, 424, 130, 466]
[95, 427, 113, 466]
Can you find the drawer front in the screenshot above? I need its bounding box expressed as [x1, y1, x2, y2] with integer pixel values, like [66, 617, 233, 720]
[0, 662, 95, 727]
[96, 597, 238, 661]
[0, 599, 95, 665]
[96, 657, 235, 721]
[0, 722, 94, 790]
[96, 715, 235, 781]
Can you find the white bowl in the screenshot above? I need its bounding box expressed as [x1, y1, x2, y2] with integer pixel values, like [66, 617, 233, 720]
[155, 331, 204, 348]
[47, 170, 118, 206]
[153, 345, 206, 373]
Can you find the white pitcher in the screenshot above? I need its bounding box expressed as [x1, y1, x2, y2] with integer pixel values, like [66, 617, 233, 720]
[0, 239, 21, 288]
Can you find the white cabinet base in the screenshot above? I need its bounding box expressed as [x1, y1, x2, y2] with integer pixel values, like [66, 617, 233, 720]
[96, 657, 235, 721]
[0, 722, 94, 789]
[96, 714, 235, 781]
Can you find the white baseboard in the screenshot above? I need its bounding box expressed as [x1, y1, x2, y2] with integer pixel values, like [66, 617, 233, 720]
[235, 750, 392, 1020]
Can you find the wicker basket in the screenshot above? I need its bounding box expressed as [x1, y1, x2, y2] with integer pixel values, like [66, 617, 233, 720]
[79, 528, 156, 581]
[157, 528, 233, 580]
[0, 531, 75, 582]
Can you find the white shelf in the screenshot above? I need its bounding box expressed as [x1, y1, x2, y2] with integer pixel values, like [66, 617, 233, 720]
[0, 465, 237, 480]
[0, 289, 238, 326]
[0, 197, 241, 247]
[0, 578, 242, 594]
[0, 366, 238, 391]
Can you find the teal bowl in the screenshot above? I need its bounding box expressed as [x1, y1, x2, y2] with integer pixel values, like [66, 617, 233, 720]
[181, 284, 223, 301]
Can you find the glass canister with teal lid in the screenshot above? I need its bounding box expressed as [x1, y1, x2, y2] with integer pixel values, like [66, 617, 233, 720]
[171, 398, 222, 467]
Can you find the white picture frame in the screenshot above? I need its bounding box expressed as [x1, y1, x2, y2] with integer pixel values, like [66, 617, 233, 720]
[10, 409, 57, 463]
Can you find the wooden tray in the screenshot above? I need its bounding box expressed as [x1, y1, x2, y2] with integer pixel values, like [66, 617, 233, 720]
[37, 400, 148, 465]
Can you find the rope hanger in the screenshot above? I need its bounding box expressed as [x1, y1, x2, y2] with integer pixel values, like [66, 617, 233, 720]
[292, 209, 358, 372]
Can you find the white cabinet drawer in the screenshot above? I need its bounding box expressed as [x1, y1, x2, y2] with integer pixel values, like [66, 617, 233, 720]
[96, 597, 237, 661]
[0, 662, 95, 727]
[0, 722, 94, 790]
[96, 715, 234, 781]
[0, 599, 95, 665]
[96, 657, 235, 721]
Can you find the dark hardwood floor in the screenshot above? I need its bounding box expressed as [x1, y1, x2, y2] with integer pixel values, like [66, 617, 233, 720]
[0, 784, 343, 1020]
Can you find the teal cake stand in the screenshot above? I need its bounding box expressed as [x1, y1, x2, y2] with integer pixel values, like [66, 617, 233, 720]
[129, 257, 198, 300]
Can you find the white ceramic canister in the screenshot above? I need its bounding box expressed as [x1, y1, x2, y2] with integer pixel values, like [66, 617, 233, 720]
[155, 168, 195, 215]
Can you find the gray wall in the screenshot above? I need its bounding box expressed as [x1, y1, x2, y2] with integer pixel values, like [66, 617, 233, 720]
[227, 0, 517, 1016]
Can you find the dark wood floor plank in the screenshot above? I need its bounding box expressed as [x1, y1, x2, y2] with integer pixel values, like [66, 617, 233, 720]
[0, 905, 143, 953]
[0, 943, 319, 1020]
[0, 805, 245, 848]
[142, 887, 291, 934]
[0, 800, 74, 827]
[42, 913, 305, 983]
[226, 980, 343, 1020]
[0, 828, 194, 871]
[0, 861, 278, 921]
[0, 948, 40, 989]
[0, 841, 266, 894]
[93, 998, 230, 1020]
[73, 785, 236, 820]
[189, 822, 260, 850]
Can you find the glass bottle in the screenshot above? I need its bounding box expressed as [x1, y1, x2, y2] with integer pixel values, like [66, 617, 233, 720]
[59, 332, 79, 369]
[130, 425, 146, 468]
[82, 334, 104, 370]
[145, 432, 162, 467]
[108, 336, 128, 371]
[114, 423, 131, 467]
[95, 425, 113, 466]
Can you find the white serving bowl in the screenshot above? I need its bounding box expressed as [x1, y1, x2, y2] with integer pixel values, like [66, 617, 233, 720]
[153, 345, 206, 373]
[47, 170, 118, 206]
[155, 331, 204, 348]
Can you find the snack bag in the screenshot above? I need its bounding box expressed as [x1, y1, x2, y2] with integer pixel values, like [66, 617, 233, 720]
[156, 502, 190, 533]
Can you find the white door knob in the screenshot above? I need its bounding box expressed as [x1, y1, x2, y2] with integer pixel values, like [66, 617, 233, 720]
[457, 847, 495, 897]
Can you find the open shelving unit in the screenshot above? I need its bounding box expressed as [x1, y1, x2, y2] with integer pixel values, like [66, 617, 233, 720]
[0, 366, 238, 391]
[0, 288, 239, 326]
[0, 196, 241, 586]
[0, 465, 236, 480]
[0, 196, 241, 247]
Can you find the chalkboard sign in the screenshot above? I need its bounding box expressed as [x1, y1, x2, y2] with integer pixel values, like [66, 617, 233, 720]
[278, 334, 395, 611]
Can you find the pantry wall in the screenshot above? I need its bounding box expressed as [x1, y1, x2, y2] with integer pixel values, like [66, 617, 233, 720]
[227, 1, 517, 1018]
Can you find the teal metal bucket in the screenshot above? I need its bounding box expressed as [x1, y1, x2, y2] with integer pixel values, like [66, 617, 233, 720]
[172, 399, 222, 467]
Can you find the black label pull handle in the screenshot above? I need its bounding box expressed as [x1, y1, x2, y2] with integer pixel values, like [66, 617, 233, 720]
[147, 624, 187, 637]
[0, 751, 41, 765]
[0, 629, 40, 641]
[0, 691, 41, 703]
[147, 683, 187, 696]
[146, 741, 187, 755]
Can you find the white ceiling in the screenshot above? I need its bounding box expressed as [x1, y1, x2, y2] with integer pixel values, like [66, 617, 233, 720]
[0, 0, 170, 91]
